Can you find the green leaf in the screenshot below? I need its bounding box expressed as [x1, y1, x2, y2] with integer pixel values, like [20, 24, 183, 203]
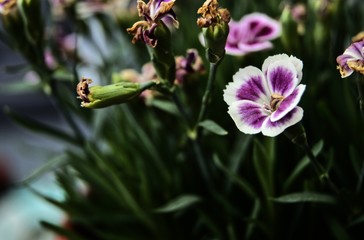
[148, 99, 179, 115]
[198, 119, 228, 135]
[213, 154, 257, 200]
[283, 140, 324, 191]
[272, 192, 336, 204]
[0, 82, 42, 94]
[3, 106, 78, 144]
[16, 154, 67, 186]
[154, 195, 201, 213]
[41, 221, 85, 240]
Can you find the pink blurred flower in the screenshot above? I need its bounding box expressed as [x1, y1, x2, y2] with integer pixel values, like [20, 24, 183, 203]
[225, 13, 281, 56]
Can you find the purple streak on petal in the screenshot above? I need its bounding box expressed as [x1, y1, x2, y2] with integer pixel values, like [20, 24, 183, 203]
[270, 84, 306, 122]
[267, 61, 298, 96]
[228, 100, 268, 134]
[242, 13, 281, 42]
[262, 106, 303, 137]
[224, 66, 270, 105]
[235, 75, 268, 102]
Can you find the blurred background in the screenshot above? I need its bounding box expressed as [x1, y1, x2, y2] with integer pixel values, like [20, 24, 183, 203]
[0, 0, 364, 239]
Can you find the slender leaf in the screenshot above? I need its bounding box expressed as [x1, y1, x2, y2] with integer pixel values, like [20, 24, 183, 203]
[149, 99, 179, 115]
[41, 221, 86, 240]
[213, 154, 258, 200]
[198, 119, 228, 135]
[272, 192, 336, 204]
[4, 106, 78, 144]
[154, 195, 201, 213]
[283, 140, 324, 192]
[16, 154, 68, 186]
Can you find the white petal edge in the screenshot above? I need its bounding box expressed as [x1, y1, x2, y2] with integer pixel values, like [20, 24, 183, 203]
[261, 106, 304, 137]
[223, 66, 268, 105]
[227, 100, 268, 135]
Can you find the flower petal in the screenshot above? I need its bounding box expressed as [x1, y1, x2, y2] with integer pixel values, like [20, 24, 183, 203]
[228, 100, 269, 134]
[237, 41, 273, 54]
[336, 40, 364, 78]
[266, 59, 299, 96]
[262, 54, 303, 82]
[262, 107, 303, 137]
[242, 13, 281, 42]
[270, 84, 306, 122]
[223, 66, 270, 105]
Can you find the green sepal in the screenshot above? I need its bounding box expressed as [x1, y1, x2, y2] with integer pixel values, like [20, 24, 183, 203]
[82, 81, 156, 109]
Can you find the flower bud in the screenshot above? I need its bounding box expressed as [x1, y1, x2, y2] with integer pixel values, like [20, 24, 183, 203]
[197, 0, 230, 63]
[76, 77, 156, 108]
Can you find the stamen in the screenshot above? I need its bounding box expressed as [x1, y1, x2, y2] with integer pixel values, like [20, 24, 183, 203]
[270, 93, 284, 111]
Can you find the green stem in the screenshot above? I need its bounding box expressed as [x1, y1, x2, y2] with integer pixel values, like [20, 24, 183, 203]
[49, 78, 85, 145]
[171, 91, 212, 189]
[303, 143, 339, 194]
[356, 73, 364, 118]
[196, 61, 219, 127]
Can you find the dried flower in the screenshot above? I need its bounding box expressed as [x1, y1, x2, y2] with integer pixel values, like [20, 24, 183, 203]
[0, 0, 16, 15]
[225, 13, 281, 56]
[127, 0, 178, 47]
[336, 37, 364, 78]
[197, 0, 230, 63]
[223, 54, 305, 137]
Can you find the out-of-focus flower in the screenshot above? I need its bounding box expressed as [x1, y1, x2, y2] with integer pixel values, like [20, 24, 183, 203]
[336, 37, 364, 78]
[223, 54, 305, 137]
[127, 0, 178, 47]
[175, 49, 205, 85]
[75, 0, 137, 21]
[116, 63, 159, 102]
[225, 13, 281, 56]
[0, 0, 16, 15]
[76, 77, 156, 108]
[197, 0, 230, 63]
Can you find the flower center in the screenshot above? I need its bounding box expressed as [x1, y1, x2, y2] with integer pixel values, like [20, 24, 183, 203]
[264, 93, 284, 112]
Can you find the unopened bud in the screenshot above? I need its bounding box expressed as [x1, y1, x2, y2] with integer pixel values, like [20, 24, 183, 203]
[76, 77, 156, 108]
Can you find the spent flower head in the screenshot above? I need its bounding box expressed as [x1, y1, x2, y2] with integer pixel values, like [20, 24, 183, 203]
[225, 13, 281, 56]
[127, 0, 178, 47]
[336, 34, 364, 78]
[0, 0, 16, 15]
[224, 54, 305, 137]
[197, 0, 230, 63]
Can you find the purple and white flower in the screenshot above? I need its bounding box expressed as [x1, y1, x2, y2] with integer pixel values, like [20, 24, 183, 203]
[223, 54, 305, 137]
[336, 39, 364, 78]
[225, 13, 281, 56]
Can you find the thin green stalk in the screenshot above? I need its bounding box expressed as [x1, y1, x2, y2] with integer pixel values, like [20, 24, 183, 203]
[196, 61, 219, 127]
[356, 73, 364, 118]
[171, 90, 212, 189]
[49, 78, 85, 145]
[303, 144, 339, 194]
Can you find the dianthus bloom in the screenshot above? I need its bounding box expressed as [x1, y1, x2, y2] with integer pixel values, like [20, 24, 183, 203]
[225, 13, 281, 56]
[336, 38, 364, 78]
[223, 54, 305, 137]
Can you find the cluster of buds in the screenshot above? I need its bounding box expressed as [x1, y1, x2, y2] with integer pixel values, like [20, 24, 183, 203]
[197, 0, 230, 63]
